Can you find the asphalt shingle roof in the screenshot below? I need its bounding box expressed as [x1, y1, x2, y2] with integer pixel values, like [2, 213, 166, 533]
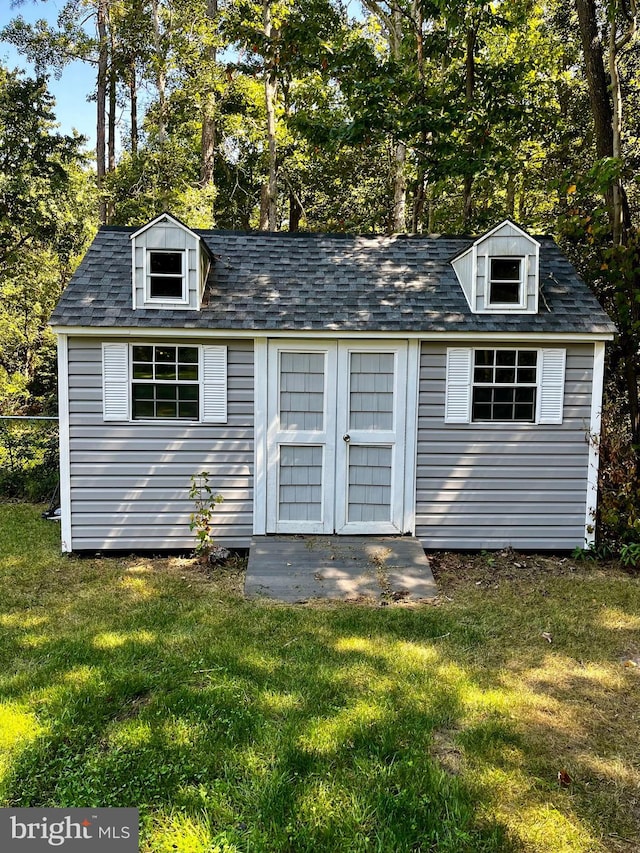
[49, 226, 616, 335]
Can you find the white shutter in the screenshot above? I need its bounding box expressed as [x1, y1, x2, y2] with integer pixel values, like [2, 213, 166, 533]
[202, 345, 227, 423]
[445, 348, 472, 423]
[102, 343, 129, 421]
[538, 348, 566, 424]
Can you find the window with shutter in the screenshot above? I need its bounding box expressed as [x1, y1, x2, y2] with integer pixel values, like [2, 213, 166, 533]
[101, 343, 228, 424]
[444, 346, 566, 425]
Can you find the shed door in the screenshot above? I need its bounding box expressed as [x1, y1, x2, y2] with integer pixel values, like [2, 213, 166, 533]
[266, 341, 408, 534]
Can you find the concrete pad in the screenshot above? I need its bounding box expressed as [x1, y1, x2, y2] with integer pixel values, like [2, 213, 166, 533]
[245, 535, 437, 603]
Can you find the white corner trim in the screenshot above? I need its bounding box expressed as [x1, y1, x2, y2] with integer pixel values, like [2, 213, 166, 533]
[585, 341, 606, 545]
[56, 335, 72, 553]
[253, 337, 268, 535]
[403, 340, 420, 534]
[131, 238, 136, 310]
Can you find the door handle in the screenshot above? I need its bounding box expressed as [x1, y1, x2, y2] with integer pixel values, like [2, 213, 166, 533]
[343, 433, 351, 442]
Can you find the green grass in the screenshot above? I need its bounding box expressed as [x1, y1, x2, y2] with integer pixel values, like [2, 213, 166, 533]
[0, 505, 639, 852]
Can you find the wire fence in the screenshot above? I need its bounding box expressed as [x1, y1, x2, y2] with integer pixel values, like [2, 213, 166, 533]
[0, 416, 59, 501]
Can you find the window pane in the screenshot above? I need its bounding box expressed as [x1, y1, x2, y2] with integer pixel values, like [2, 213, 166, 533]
[474, 367, 493, 383]
[475, 350, 494, 366]
[515, 387, 535, 403]
[472, 402, 492, 420]
[132, 346, 153, 362]
[150, 251, 182, 275]
[132, 364, 153, 379]
[157, 401, 177, 418]
[517, 367, 536, 384]
[494, 404, 513, 420]
[496, 350, 516, 366]
[474, 387, 492, 403]
[491, 258, 520, 281]
[495, 367, 516, 384]
[132, 400, 154, 419]
[132, 383, 154, 400]
[178, 347, 198, 363]
[155, 347, 176, 362]
[155, 364, 177, 381]
[490, 281, 520, 304]
[179, 402, 199, 419]
[518, 351, 537, 367]
[149, 276, 183, 299]
[179, 385, 199, 401]
[514, 404, 535, 420]
[178, 364, 198, 381]
[494, 387, 514, 404]
[157, 385, 177, 400]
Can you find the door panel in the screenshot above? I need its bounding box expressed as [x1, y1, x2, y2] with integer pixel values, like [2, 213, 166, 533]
[267, 342, 336, 533]
[335, 343, 407, 534]
[267, 340, 407, 534]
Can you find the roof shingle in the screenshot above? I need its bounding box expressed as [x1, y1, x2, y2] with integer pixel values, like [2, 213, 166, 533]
[49, 227, 616, 335]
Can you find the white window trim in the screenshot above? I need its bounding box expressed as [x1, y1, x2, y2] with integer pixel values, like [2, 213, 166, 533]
[144, 248, 189, 305]
[102, 342, 227, 425]
[471, 346, 538, 424]
[445, 346, 566, 426]
[485, 255, 527, 311]
[130, 343, 202, 423]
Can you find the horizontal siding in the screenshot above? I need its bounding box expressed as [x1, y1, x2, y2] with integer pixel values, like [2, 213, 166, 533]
[415, 342, 593, 550]
[67, 337, 254, 550]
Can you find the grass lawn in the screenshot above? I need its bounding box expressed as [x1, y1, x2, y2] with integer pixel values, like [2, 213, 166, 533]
[0, 505, 639, 852]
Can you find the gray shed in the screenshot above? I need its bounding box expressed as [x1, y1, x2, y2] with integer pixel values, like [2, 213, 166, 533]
[49, 214, 615, 553]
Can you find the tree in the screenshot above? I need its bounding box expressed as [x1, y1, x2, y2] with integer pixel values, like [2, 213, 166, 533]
[0, 67, 96, 412]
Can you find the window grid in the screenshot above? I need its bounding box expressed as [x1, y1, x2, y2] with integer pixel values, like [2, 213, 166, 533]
[488, 257, 523, 306]
[131, 345, 199, 420]
[147, 250, 185, 301]
[472, 349, 537, 422]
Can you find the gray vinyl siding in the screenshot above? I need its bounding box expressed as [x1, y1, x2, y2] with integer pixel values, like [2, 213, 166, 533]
[67, 336, 253, 550]
[416, 342, 592, 550]
[450, 250, 473, 307]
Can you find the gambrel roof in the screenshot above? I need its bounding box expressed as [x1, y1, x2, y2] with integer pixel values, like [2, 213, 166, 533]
[50, 226, 616, 335]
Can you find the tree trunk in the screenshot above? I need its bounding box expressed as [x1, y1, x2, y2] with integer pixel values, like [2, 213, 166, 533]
[411, 0, 427, 234]
[506, 172, 516, 218]
[390, 141, 407, 233]
[96, 0, 108, 224]
[575, 0, 614, 160]
[288, 188, 302, 232]
[151, 0, 167, 142]
[462, 24, 477, 229]
[130, 58, 138, 155]
[108, 13, 116, 174]
[262, 0, 278, 231]
[200, 0, 218, 187]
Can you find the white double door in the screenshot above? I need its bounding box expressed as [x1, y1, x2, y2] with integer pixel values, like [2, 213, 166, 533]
[266, 340, 410, 534]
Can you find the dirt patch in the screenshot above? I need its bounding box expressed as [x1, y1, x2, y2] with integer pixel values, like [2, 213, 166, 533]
[429, 548, 629, 594]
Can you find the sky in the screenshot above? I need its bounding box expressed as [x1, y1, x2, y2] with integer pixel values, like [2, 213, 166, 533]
[0, 0, 96, 148]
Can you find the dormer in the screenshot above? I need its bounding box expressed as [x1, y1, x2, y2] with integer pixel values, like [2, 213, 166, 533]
[130, 212, 210, 310]
[451, 220, 540, 314]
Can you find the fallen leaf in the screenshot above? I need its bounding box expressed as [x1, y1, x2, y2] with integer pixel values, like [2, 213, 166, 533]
[558, 769, 573, 787]
[542, 632, 553, 643]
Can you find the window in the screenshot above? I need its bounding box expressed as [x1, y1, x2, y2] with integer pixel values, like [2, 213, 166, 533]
[147, 250, 185, 300]
[472, 349, 537, 422]
[488, 257, 522, 306]
[131, 345, 199, 420]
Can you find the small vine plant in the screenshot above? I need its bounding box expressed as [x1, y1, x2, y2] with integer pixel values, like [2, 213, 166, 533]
[189, 471, 228, 563]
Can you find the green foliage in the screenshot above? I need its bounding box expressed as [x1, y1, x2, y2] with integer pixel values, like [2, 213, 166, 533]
[0, 419, 59, 501]
[189, 471, 225, 560]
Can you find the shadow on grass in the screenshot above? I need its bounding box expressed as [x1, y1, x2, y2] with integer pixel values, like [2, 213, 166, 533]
[1, 508, 639, 851]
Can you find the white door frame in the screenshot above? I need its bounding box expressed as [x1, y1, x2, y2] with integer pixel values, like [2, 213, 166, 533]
[255, 338, 419, 536]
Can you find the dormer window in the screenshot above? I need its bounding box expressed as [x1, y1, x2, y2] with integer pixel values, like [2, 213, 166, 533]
[147, 249, 186, 302]
[488, 257, 524, 307]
